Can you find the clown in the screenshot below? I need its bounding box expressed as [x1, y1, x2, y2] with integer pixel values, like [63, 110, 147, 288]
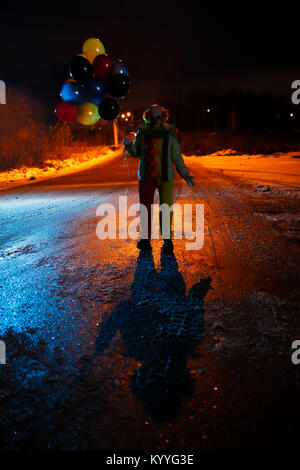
[123, 104, 194, 252]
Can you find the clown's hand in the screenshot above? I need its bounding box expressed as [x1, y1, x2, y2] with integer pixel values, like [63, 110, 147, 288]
[185, 176, 195, 187]
[122, 137, 132, 147]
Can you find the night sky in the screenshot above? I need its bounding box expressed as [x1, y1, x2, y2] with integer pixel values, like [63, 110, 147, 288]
[1, 2, 300, 110]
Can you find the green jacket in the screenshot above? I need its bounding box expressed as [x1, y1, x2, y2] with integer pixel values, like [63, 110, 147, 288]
[124, 123, 191, 181]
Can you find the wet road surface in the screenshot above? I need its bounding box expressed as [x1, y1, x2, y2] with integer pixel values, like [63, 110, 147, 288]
[0, 149, 300, 450]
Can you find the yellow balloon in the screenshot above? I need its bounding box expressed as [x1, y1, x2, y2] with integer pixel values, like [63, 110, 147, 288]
[76, 102, 100, 126]
[82, 38, 106, 63]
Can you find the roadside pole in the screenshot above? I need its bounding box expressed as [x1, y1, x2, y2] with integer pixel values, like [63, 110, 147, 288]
[113, 119, 118, 147]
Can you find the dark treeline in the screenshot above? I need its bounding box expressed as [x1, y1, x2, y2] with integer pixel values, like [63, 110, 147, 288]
[133, 87, 300, 134]
[129, 87, 300, 154]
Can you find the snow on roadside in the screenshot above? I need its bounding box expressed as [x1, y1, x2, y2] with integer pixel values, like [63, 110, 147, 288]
[185, 149, 300, 243]
[186, 150, 300, 199]
[0, 145, 121, 191]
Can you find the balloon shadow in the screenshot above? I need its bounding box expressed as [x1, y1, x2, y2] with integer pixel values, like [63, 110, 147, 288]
[95, 251, 212, 422]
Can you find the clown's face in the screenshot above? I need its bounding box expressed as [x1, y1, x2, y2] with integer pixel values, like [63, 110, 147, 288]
[149, 106, 162, 127]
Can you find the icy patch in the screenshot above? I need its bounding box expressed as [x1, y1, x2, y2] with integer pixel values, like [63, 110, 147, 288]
[256, 184, 272, 193]
[206, 290, 300, 364]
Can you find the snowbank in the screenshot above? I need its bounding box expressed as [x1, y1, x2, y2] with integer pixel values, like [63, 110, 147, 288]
[0, 145, 121, 191]
[186, 150, 300, 196]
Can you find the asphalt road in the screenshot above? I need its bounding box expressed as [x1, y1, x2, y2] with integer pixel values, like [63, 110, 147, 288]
[0, 149, 299, 450]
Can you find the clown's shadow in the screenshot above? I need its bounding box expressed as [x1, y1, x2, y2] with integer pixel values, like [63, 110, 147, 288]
[96, 251, 212, 422]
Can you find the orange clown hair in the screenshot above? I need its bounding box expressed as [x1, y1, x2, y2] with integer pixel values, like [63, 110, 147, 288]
[143, 104, 169, 124]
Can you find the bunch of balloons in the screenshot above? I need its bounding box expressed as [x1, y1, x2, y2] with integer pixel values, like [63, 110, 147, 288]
[55, 37, 130, 125]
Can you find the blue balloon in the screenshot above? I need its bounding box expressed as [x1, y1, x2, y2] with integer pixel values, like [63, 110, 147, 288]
[85, 78, 107, 104]
[60, 82, 87, 105]
[112, 60, 129, 76]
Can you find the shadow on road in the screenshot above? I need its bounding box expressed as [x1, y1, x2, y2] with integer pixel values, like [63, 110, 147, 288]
[96, 250, 212, 422]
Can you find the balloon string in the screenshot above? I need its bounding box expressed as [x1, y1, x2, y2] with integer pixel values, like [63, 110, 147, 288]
[122, 146, 131, 194]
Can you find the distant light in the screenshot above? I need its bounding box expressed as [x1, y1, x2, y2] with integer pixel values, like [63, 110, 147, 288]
[207, 108, 211, 113]
[290, 113, 294, 117]
[126, 112, 131, 116]
[121, 113, 126, 118]
[125, 118, 128, 121]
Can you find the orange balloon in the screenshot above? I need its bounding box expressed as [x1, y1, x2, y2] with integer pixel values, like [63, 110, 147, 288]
[76, 102, 100, 126]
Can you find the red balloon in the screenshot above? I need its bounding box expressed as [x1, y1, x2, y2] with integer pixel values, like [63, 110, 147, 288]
[55, 101, 78, 122]
[93, 54, 114, 85]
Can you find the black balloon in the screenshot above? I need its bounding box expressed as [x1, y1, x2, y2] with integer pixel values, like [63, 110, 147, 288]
[108, 73, 130, 99]
[69, 56, 94, 83]
[98, 97, 120, 121]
